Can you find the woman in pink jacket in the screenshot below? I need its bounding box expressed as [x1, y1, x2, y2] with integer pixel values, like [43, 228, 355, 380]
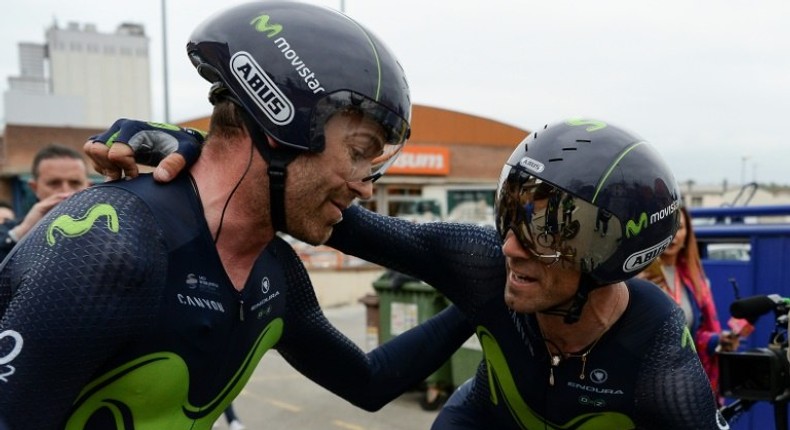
[640, 206, 739, 403]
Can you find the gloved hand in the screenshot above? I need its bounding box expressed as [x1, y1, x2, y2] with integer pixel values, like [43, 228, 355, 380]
[85, 118, 206, 182]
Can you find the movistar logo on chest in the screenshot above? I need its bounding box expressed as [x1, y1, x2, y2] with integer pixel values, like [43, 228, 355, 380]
[231, 52, 294, 125]
[46, 203, 119, 246]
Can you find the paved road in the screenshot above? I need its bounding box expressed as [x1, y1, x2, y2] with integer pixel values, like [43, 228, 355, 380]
[213, 303, 442, 430]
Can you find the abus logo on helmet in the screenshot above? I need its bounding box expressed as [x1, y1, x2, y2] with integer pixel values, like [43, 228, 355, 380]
[518, 156, 545, 173]
[231, 52, 294, 125]
[622, 236, 672, 272]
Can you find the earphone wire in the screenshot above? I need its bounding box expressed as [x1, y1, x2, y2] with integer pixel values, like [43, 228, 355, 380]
[213, 140, 254, 244]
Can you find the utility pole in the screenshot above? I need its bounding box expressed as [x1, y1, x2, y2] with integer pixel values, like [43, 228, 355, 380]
[740, 155, 750, 185]
[161, 0, 170, 122]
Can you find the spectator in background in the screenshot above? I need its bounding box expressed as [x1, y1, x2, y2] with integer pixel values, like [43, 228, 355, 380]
[638, 205, 739, 402]
[0, 202, 15, 224]
[0, 144, 90, 260]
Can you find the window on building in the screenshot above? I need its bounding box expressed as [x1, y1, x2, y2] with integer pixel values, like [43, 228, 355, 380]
[357, 185, 441, 222]
[446, 189, 495, 226]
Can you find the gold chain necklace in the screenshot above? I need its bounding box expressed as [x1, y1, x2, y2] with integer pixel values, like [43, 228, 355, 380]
[542, 329, 604, 386]
[540, 287, 623, 387]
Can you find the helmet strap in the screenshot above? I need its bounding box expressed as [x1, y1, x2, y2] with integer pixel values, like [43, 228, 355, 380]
[238, 108, 299, 233]
[539, 273, 602, 324]
[562, 273, 599, 324]
[267, 151, 291, 232]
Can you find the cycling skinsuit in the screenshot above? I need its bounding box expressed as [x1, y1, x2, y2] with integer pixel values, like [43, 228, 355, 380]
[0, 174, 472, 430]
[327, 205, 729, 430]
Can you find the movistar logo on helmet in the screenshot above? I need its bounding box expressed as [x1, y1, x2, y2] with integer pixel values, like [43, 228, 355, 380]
[566, 118, 607, 132]
[624, 200, 680, 238]
[625, 213, 648, 238]
[651, 199, 680, 225]
[250, 15, 282, 37]
[622, 236, 672, 273]
[231, 52, 294, 125]
[518, 156, 545, 173]
[250, 14, 326, 95]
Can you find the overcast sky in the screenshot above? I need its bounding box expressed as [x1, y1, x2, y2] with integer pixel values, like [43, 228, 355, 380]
[2, 0, 789, 186]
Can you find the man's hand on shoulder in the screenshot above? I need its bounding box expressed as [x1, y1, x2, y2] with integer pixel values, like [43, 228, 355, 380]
[85, 118, 206, 182]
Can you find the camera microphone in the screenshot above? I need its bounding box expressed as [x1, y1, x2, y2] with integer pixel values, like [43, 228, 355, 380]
[730, 294, 790, 321]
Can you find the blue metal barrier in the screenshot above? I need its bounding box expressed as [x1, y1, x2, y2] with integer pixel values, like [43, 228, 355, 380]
[690, 205, 790, 430]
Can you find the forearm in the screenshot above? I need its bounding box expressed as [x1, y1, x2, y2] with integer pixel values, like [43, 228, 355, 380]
[328, 205, 505, 312]
[355, 305, 474, 410]
[282, 305, 473, 411]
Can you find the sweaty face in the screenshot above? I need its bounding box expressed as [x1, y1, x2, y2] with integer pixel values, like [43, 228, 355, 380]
[30, 158, 89, 200]
[284, 111, 385, 245]
[502, 230, 582, 313]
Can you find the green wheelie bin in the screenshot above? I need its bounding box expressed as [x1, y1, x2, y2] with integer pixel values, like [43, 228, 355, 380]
[372, 270, 452, 410]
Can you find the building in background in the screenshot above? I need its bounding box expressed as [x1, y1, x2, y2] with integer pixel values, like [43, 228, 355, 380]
[3, 21, 151, 128]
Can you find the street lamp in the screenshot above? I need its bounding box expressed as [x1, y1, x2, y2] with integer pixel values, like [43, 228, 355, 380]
[740, 155, 750, 186]
[161, 0, 170, 122]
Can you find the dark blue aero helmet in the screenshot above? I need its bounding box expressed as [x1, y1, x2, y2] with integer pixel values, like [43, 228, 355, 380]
[495, 118, 682, 285]
[187, 0, 411, 181]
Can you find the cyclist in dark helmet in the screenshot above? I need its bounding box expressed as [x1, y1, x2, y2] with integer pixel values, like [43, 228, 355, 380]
[86, 117, 730, 429]
[329, 119, 727, 429]
[0, 2, 472, 429]
[185, 0, 410, 235]
[329, 119, 728, 429]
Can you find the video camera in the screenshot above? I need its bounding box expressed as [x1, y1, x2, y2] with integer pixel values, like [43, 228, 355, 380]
[719, 294, 790, 402]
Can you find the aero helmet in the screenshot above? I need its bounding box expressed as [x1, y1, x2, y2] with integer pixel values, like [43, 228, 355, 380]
[187, 1, 411, 181]
[495, 118, 681, 285]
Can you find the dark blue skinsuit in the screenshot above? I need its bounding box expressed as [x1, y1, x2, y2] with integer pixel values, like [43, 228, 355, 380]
[0, 174, 472, 430]
[327, 205, 729, 430]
